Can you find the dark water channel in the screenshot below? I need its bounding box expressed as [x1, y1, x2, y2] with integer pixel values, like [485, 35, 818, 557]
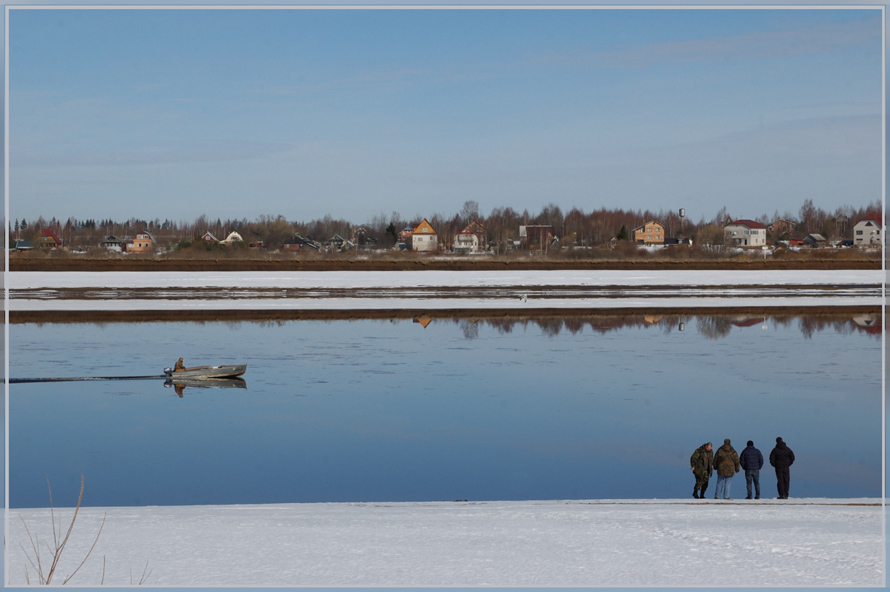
[8, 312, 883, 507]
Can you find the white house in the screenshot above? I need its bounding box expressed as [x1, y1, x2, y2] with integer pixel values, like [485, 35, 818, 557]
[724, 219, 768, 248]
[853, 214, 883, 246]
[411, 218, 438, 252]
[454, 221, 486, 254]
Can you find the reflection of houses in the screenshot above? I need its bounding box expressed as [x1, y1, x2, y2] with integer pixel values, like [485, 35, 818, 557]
[731, 317, 766, 328]
[853, 213, 883, 246]
[413, 316, 432, 328]
[38, 228, 63, 249]
[852, 314, 882, 335]
[632, 221, 665, 245]
[520, 225, 556, 251]
[411, 219, 438, 252]
[724, 220, 767, 247]
[454, 221, 486, 254]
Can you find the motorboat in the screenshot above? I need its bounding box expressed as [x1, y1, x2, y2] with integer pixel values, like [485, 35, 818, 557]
[163, 364, 247, 379]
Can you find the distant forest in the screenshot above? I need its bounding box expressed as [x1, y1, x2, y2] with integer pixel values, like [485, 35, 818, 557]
[9, 198, 883, 252]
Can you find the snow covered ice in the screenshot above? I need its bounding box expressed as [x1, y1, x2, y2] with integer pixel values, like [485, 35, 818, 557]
[5, 498, 884, 587]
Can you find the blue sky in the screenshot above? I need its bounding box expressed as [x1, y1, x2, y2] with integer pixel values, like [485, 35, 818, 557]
[8, 7, 884, 225]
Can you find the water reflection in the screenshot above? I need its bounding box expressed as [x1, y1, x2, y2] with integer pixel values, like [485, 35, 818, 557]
[419, 312, 883, 340]
[8, 309, 883, 507]
[164, 377, 247, 398]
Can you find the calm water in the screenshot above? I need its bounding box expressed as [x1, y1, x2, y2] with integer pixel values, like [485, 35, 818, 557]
[8, 313, 882, 507]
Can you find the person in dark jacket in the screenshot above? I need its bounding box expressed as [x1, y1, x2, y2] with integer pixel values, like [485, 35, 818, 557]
[713, 438, 740, 500]
[769, 437, 795, 499]
[739, 440, 764, 499]
[690, 442, 713, 499]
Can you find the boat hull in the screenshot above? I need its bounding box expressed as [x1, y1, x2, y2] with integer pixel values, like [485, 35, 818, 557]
[164, 364, 247, 379]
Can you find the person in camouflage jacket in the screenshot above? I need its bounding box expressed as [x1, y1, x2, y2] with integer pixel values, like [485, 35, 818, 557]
[713, 438, 741, 500]
[690, 442, 713, 499]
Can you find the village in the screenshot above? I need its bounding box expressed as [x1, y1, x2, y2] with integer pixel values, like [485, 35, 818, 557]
[9, 210, 885, 257]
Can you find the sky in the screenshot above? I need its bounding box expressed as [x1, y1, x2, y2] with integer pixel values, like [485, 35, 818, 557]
[7, 6, 884, 227]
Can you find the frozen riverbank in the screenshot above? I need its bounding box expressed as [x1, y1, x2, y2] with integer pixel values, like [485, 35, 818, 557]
[7, 269, 885, 311]
[5, 498, 884, 587]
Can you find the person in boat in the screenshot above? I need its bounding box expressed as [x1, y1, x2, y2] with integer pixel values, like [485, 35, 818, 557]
[174, 357, 185, 372]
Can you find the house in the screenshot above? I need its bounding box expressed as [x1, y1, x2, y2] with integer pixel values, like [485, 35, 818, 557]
[454, 221, 486, 254]
[13, 239, 36, 251]
[853, 213, 883, 246]
[411, 219, 438, 252]
[326, 234, 355, 251]
[220, 231, 244, 245]
[520, 225, 555, 251]
[283, 234, 319, 251]
[768, 219, 797, 240]
[803, 234, 827, 248]
[632, 221, 665, 245]
[100, 235, 127, 253]
[37, 227, 63, 249]
[126, 232, 155, 253]
[202, 232, 219, 243]
[724, 220, 768, 248]
[398, 226, 415, 242]
[352, 227, 378, 250]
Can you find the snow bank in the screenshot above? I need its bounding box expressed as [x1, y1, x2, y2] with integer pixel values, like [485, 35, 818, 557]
[5, 498, 884, 587]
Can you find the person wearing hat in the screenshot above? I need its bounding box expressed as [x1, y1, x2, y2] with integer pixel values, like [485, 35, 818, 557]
[690, 442, 714, 499]
[739, 440, 764, 499]
[713, 438, 740, 500]
[769, 437, 795, 499]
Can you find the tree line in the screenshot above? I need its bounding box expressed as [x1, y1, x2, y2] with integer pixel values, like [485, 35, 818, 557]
[9, 198, 882, 252]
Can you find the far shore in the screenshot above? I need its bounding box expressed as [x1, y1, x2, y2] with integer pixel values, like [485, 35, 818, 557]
[7, 250, 884, 272]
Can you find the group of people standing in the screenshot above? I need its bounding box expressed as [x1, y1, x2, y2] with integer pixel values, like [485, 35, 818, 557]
[690, 437, 795, 500]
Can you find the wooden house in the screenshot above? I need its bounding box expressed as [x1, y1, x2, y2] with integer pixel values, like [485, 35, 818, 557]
[632, 221, 665, 245]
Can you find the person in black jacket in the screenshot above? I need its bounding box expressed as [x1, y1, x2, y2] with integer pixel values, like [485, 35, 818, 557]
[739, 440, 764, 499]
[769, 437, 795, 499]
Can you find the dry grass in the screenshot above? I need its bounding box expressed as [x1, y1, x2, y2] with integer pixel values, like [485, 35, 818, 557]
[19, 475, 106, 585]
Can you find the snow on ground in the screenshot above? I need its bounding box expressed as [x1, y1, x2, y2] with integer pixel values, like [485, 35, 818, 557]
[5, 498, 884, 588]
[7, 270, 885, 311]
[7, 269, 885, 290]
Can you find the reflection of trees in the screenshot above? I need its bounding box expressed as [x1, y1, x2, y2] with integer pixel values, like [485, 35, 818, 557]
[695, 316, 734, 340]
[459, 319, 480, 339]
[437, 313, 882, 340]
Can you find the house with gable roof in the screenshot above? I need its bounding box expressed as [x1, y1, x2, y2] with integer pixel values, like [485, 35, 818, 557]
[454, 221, 486, 254]
[411, 218, 438, 252]
[126, 232, 156, 253]
[632, 221, 665, 245]
[37, 227, 63, 249]
[853, 213, 883, 246]
[724, 219, 768, 248]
